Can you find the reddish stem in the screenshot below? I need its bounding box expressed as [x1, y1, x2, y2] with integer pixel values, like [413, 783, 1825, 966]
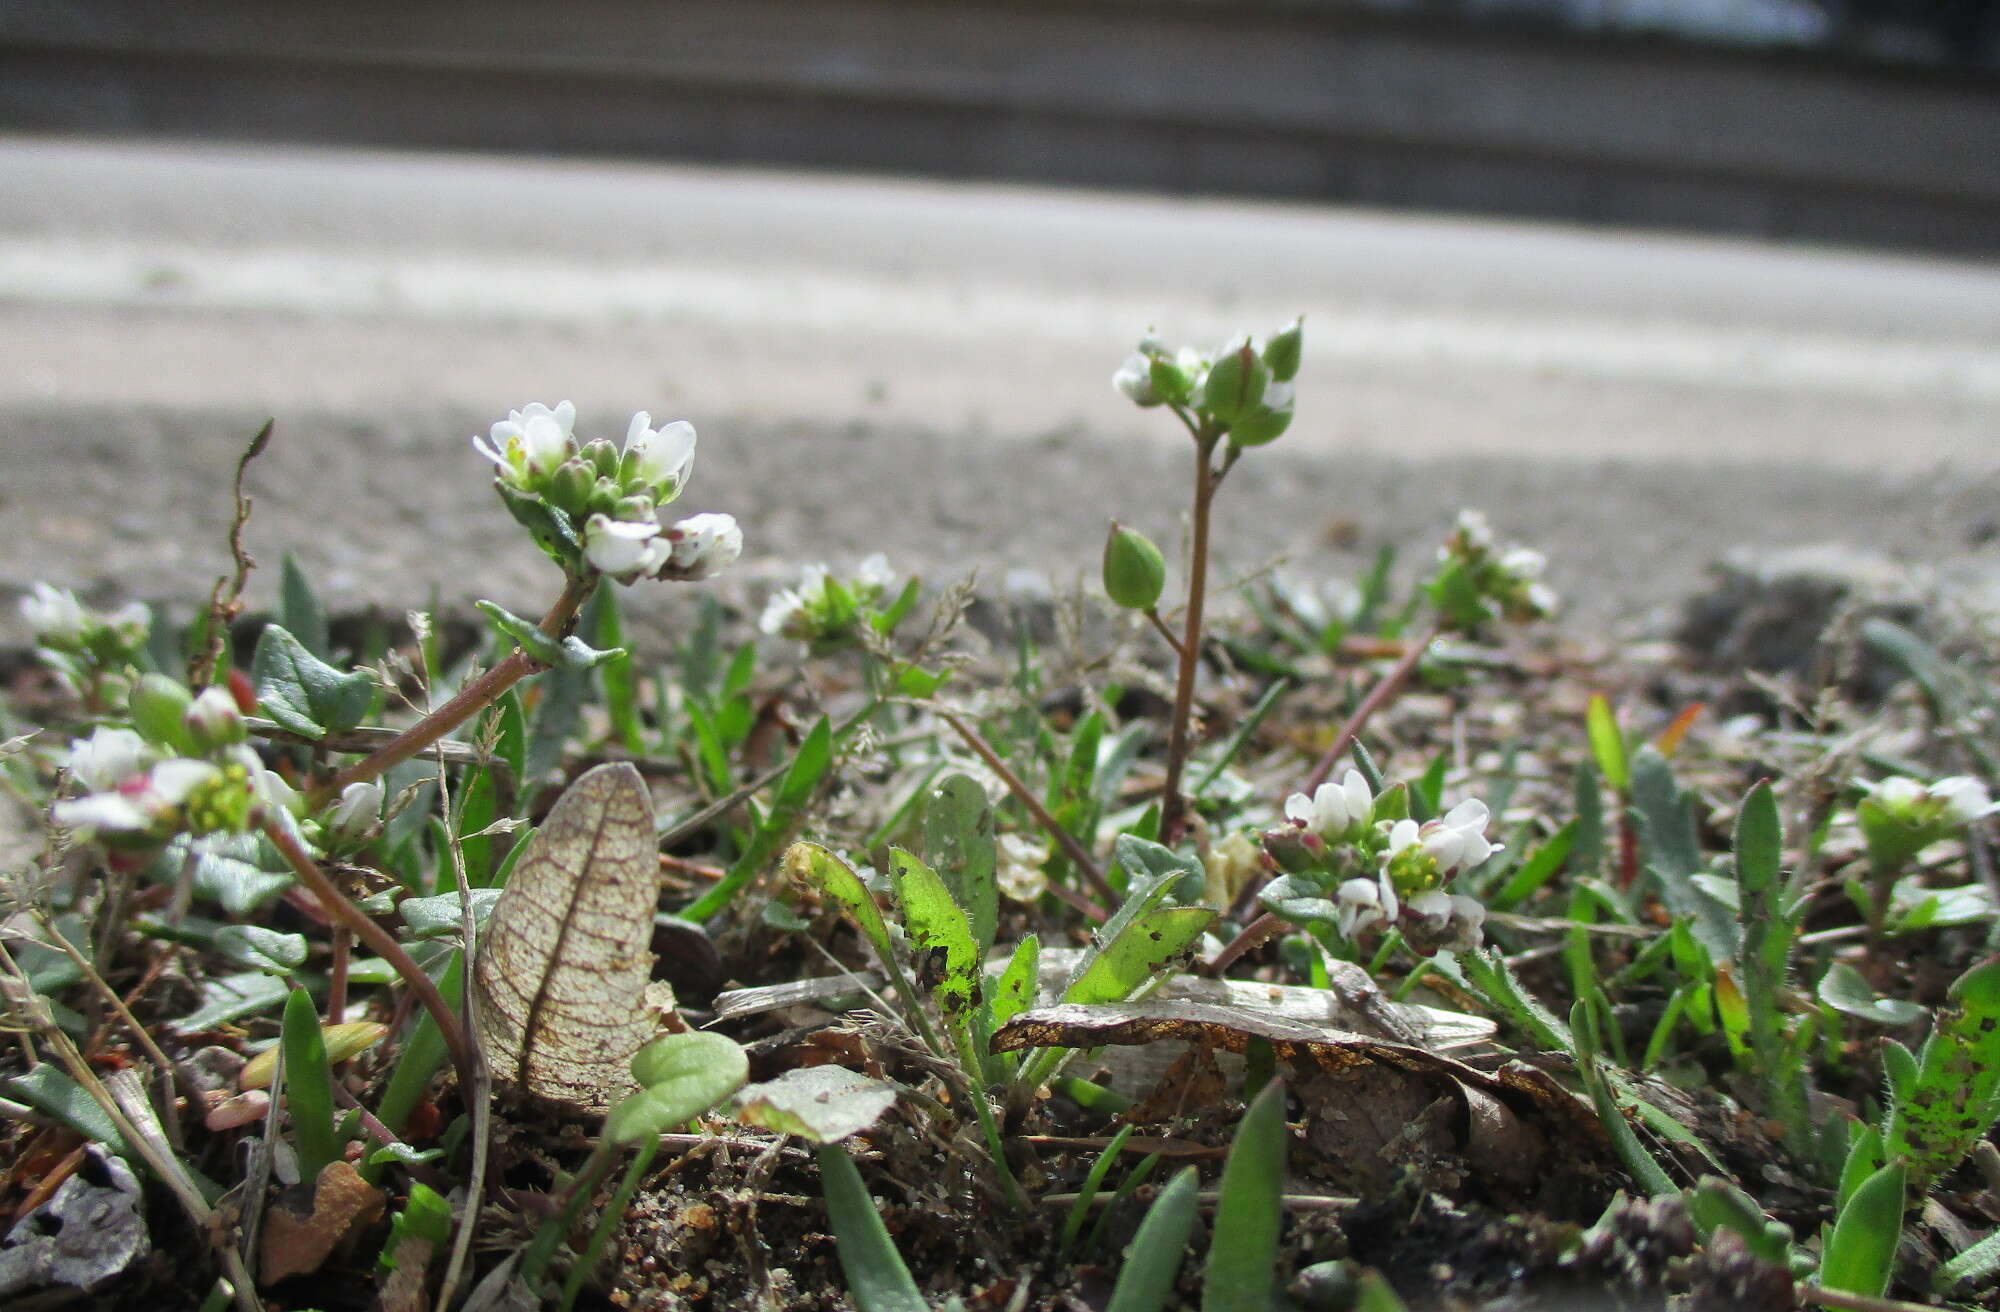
[1298, 619, 1443, 796]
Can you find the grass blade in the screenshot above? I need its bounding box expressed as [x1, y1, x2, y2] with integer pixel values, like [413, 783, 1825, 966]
[1106, 1165, 1199, 1312]
[1203, 1079, 1287, 1312]
[281, 986, 340, 1182]
[818, 1144, 928, 1312]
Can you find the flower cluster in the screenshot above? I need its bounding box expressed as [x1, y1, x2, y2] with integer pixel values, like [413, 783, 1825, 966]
[1428, 509, 1558, 630]
[473, 402, 742, 585]
[759, 555, 903, 652]
[1260, 768, 1497, 955]
[53, 696, 294, 852]
[18, 583, 153, 704]
[1112, 319, 1302, 448]
[1857, 774, 1999, 872]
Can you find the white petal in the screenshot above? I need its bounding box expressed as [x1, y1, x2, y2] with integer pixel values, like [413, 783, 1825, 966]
[583, 514, 660, 574]
[1284, 793, 1313, 826]
[1409, 889, 1453, 926]
[146, 760, 221, 805]
[1339, 770, 1373, 824]
[1442, 799, 1490, 833]
[54, 792, 153, 835]
[65, 727, 152, 792]
[1386, 818, 1420, 856]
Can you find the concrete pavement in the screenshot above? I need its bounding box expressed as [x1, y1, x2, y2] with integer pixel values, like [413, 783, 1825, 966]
[3, 135, 1996, 641]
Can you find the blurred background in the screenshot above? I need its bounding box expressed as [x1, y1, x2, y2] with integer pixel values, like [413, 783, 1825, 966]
[1, 0, 1996, 641]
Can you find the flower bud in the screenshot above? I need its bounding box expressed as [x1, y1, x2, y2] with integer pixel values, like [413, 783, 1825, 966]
[20, 583, 87, 647]
[1263, 317, 1304, 383]
[546, 456, 597, 517]
[183, 685, 247, 750]
[326, 780, 384, 846]
[581, 438, 621, 480]
[130, 674, 195, 753]
[612, 495, 657, 523]
[1148, 354, 1194, 406]
[1102, 522, 1167, 611]
[1196, 337, 1268, 425]
[661, 513, 744, 581]
[1112, 353, 1160, 406]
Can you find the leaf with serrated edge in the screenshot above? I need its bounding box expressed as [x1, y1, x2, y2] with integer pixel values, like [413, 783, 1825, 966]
[472, 762, 661, 1113]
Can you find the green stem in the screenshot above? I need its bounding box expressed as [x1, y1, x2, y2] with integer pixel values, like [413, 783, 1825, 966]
[559, 1137, 659, 1312]
[520, 1137, 619, 1291]
[1160, 429, 1220, 845]
[950, 1018, 1025, 1212]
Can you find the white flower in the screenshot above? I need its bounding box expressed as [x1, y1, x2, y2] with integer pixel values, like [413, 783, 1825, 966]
[103, 602, 150, 642]
[1929, 777, 1999, 824]
[146, 759, 221, 807]
[21, 583, 86, 643]
[184, 686, 245, 747]
[583, 513, 667, 576]
[327, 780, 383, 842]
[1283, 769, 1374, 839]
[1446, 894, 1488, 950]
[1498, 546, 1546, 580]
[759, 587, 807, 637]
[1336, 874, 1398, 938]
[1420, 799, 1497, 873]
[1112, 352, 1157, 405]
[1407, 888, 1455, 930]
[854, 553, 895, 601]
[65, 728, 153, 792]
[1452, 509, 1494, 554]
[473, 400, 576, 484]
[53, 791, 154, 836]
[252, 769, 302, 816]
[664, 513, 743, 581]
[625, 413, 697, 495]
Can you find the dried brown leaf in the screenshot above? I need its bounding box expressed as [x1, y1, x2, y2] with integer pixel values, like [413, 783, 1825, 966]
[472, 762, 661, 1113]
[257, 1159, 385, 1285]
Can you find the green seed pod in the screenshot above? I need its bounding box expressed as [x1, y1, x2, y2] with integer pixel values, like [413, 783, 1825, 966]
[130, 673, 195, 752]
[1102, 522, 1167, 611]
[1264, 317, 1304, 382]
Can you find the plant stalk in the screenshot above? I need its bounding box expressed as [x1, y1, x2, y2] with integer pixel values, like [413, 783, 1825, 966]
[261, 819, 479, 1107]
[1159, 431, 1220, 845]
[310, 573, 593, 806]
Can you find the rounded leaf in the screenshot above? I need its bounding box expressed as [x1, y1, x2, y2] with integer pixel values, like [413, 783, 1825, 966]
[609, 1032, 749, 1142]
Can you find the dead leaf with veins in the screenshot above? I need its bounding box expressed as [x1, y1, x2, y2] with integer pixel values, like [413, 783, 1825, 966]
[472, 762, 663, 1114]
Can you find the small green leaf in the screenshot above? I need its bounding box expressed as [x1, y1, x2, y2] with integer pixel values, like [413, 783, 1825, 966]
[817, 1144, 927, 1312]
[1837, 1122, 1885, 1209]
[214, 925, 308, 974]
[378, 1182, 452, 1271]
[280, 551, 331, 660]
[398, 889, 502, 940]
[251, 623, 374, 739]
[1585, 695, 1629, 792]
[888, 849, 981, 1021]
[988, 935, 1041, 1031]
[923, 774, 998, 954]
[282, 987, 341, 1182]
[733, 1067, 897, 1144]
[1821, 1161, 1907, 1297]
[1105, 1165, 1198, 1312]
[1204, 1080, 1287, 1312]
[1492, 820, 1576, 910]
[1063, 906, 1212, 1006]
[555, 635, 626, 672]
[169, 969, 290, 1033]
[1629, 747, 1736, 962]
[784, 842, 896, 966]
[1, 1064, 132, 1157]
[474, 600, 565, 668]
[1062, 1124, 1133, 1255]
[1818, 963, 1925, 1027]
[682, 717, 833, 921]
[609, 1032, 749, 1143]
[494, 481, 581, 565]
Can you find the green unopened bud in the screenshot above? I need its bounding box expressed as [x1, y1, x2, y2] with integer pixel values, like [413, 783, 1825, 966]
[1149, 355, 1193, 406]
[612, 495, 656, 524]
[1102, 522, 1167, 611]
[1196, 337, 1268, 426]
[1264, 317, 1304, 383]
[590, 475, 623, 512]
[581, 438, 621, 479]
[183, 686, 246, 751]
[546, 457, 596, 517]
[131, 674, 195, 753]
